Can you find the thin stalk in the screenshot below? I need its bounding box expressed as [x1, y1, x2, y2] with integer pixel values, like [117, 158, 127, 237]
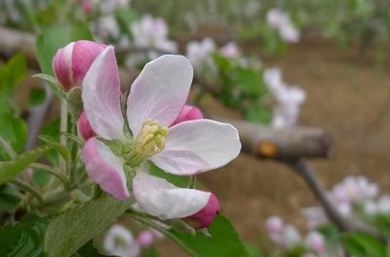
[60, 99, 68, 173]
[11, 178, 44, 204]
[30, 163, 71, 189]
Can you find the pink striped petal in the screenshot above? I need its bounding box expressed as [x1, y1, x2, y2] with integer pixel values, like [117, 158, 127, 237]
[77, 111, 95, 140]
[172, 105, 203, 125]
[126, 55, 193, 135]
[82, 137, 129, 200]
[132, 173, 210, 219]
[82, 46, 124, 140]
[186, 193, 220, 228]
[72, 40, 106, 86]
[151, 119, 241, 175]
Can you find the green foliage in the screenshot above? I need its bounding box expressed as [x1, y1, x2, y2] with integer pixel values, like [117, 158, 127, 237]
[74, 241, 107, 257]
[343, 232, 387, 257]
[0, 184, 22, 213]
[0, 95, 28, 161]
[0, 53, 27, 96]
[0, 215, 48, 257]
[244, 104, 272, 124]
[165, 215, 250, 257]
[374, 214, 390, 236]
[36, 22, 93, 75]
[0, 145, 51, 185]
[28, 87, 47, 106]
[45, 193, 133, 257]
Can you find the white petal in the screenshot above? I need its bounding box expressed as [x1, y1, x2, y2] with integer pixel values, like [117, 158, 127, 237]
[132, 173, 210, 219]
[151, 119, 241, 175]
[126, 55, 193, 135]
[82, 46, 124, 140]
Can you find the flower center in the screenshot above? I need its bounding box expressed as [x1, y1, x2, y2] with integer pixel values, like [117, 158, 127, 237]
[126, 119, 168, 166]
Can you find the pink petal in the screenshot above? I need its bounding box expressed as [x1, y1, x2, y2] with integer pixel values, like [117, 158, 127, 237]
[52, 42, 74, 90]
[82, 46, 124, 140]
[77, 111, 95, 140]
[172, 105, 203, 126]
[132, 173, 210, 219]
[186, 193, 220, 228]
[72, 40, 106, 86]
[126, 55, 193, 135]
[151, 119, 241, 175]
[82, 137, 129, 200]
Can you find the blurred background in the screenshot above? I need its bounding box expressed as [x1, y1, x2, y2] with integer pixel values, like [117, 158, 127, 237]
[0, 0, 389, 256]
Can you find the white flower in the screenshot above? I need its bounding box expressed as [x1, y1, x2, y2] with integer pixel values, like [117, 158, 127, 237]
[186, 37, 216, 69]
[94, 15, 120, 40]
[263, 68, 305, 128]
[81, 46, 241, 219]
[130, 15, 177, 57]
[305, 231, 326, 255]
[266, 8, 300, 43]
[104, 225, 140, 257]
[220, 42, 241, 59]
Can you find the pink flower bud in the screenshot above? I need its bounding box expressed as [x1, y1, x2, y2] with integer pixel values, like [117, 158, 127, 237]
[186, 193, 220, 229]
[52, 40, 106, 90]
[77, 111, 95, 140]
[172, 105, 204, 125]
[305, 231, 326, 254]
[136, 230, 155, 247]
[82, 0, 93, 13]
[265, 216, 284, 234]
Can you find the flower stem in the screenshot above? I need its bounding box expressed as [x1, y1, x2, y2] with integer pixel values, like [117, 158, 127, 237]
[30, 163, 71, 189]
[60, 99, 68, 173]
[11, 178, 44, 204]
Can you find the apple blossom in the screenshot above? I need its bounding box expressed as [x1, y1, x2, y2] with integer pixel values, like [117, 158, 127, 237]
[263, 68, 305, 128]
[220, 42, 241, 59]
[331, 176, 378, 204]
[52, 40, 106, 90]
[266, 8, 300, 43]
[104, 224, 140, 257]
[186, 37, 216, 69]
[130, 15, 177, 58]
[94, 15, 120, 41]
[80, 46, 241, 222]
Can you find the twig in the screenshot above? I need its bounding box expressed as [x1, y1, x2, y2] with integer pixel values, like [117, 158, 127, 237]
[286, 159, 386, 241]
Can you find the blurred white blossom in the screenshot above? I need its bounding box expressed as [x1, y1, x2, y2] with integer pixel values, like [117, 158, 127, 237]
[104, 225, 140, 257]
[186, 37, 216, 69]
[263, 67, 305, 128]
[130, 15, 177, 56]
[266, 8, 300, 43]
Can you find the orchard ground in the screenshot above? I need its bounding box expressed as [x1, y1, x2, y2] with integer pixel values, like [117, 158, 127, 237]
[157, 41, 390, 255]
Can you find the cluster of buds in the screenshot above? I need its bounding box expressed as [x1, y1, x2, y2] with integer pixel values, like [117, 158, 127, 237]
[265, 216, 333, 257]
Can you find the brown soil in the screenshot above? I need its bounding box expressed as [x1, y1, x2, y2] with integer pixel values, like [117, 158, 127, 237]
[157, 42, 390, 256]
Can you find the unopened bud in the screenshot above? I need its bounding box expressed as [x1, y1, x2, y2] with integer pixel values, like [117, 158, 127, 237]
[186, 193, 220, 229]
[172, 105, 203, 125]
[52, 40, 106, 90]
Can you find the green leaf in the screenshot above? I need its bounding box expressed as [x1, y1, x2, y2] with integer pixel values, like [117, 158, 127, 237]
[148, 162, 190, 188]
[32, 73, 66, 100]
[0, 53, 27, 95]
[0, 146, 51, 185]
[343, 232, 386, 257]
[141, 247, 159, 257]
[164, 215, 250, 257]
[245, 243, 263, 257]
[244, 104, 272, 124]
[0, 184, 22, 213]
[233, 68, 263, 96]
[0, 94, 28, 157]
[39, 135, 70, 160]
[0, 216, 48, 257]
[45, 193, 133, 257]
[28, 87, 47, 106]
[74, 241, 107, 257]
[36, 22, 93, 75]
